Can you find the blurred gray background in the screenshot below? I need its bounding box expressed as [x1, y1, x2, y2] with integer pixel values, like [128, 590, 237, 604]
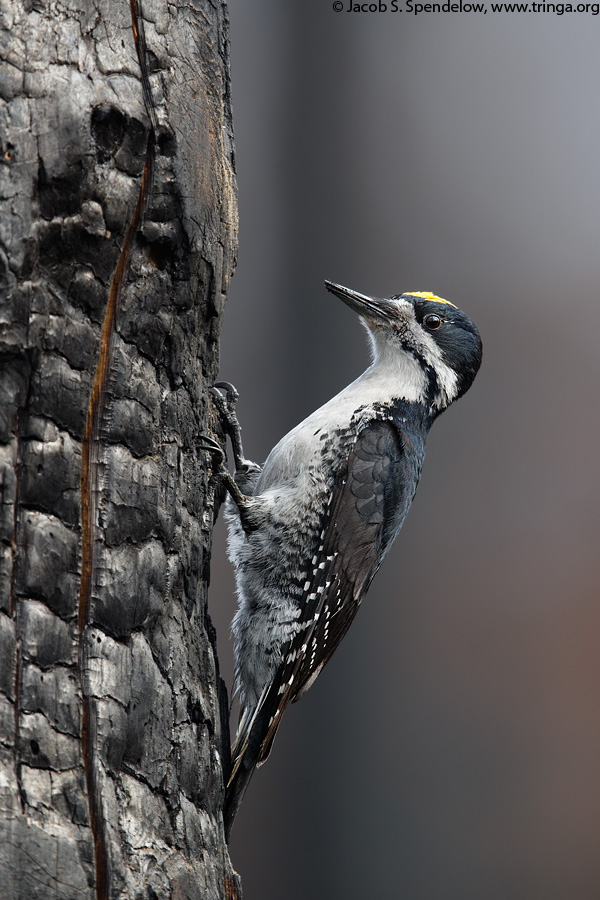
[208, 4, 600, 898]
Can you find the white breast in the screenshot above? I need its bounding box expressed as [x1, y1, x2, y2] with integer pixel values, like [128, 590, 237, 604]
[256, 350, 427, 493]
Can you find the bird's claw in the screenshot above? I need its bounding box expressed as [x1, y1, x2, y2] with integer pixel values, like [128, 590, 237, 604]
[198, 432, 251, 517]
[210, 382, 239, 422]
[214, 381, 239, 405]
[209, 381, 246, 470]
[197, 433, 226, 468]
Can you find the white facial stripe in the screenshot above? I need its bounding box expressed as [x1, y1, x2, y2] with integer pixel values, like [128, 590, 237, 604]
[416, 329, 459, 406]
[370, 301, 458, 407]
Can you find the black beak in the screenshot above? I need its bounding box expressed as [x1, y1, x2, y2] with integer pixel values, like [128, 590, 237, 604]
[324, 281, 397, 322]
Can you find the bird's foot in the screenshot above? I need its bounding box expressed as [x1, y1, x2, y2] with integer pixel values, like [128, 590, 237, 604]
[209, 382, 252, 475]
[210, 381, 240, 434]
[198, 433, 252, 518]
[197, 433, 226, 468]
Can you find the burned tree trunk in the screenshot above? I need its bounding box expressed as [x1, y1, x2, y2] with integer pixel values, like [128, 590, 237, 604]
[0, 0, 239, 897]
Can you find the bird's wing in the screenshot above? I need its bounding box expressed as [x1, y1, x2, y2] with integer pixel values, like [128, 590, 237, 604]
[256, 416, 419, 764]
[225, 417, 421, 835]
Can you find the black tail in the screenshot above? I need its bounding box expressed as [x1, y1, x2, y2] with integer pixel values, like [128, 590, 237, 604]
[224, 737, 259, 841]
[224, 680, 288, 840]
[224, 699, 270, 840]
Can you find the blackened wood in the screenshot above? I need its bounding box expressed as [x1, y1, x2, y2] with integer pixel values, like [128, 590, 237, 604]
[0, 0, 240, 896]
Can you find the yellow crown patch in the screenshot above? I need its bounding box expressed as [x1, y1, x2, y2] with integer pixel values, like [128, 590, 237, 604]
[406, 291, 457, 308]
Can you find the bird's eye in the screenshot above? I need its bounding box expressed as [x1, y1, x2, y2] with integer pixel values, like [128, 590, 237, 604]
[424, 314, 442, 330]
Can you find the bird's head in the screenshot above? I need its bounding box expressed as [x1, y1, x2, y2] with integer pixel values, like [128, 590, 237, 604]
[325, 281, 482, 413]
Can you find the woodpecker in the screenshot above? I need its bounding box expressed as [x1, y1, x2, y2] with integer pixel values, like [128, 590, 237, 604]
[210, 281, 482, 837]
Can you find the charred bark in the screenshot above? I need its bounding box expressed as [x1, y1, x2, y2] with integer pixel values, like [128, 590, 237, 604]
[0, 0, 239, 896]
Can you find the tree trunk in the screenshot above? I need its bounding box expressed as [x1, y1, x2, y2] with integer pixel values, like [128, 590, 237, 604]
[0, 0, 239, 896]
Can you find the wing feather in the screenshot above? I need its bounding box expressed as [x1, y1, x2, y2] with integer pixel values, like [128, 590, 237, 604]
[256, 417, 414, 762]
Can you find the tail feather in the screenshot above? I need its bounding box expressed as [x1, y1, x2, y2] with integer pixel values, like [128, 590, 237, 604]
[224, 682, 285, 840]
[229, 685, 268, 782]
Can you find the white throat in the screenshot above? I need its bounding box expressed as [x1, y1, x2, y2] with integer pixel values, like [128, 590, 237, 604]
[367, 316, 458, 410]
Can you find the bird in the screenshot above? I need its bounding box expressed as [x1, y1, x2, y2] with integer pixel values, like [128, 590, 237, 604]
[208, 281, 482, 838]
